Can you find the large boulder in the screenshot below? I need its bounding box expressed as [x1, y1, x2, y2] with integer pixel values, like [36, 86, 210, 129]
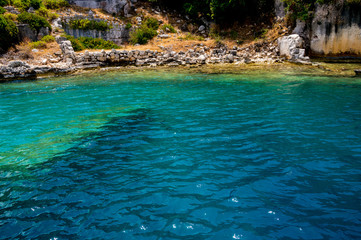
[278, 34, 303, 59]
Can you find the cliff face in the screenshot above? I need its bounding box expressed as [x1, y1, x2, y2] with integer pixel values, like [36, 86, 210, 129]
[63, 22, 130, 45]
[310, 2, 361, 56]
[69, 0, 135, 15]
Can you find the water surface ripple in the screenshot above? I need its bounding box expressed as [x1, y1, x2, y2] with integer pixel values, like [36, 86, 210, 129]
[0, 70, 361, 239]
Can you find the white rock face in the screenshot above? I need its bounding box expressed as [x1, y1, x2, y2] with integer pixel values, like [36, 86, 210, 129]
[277, 34, 303, 59]
[274, 0, 285, 18]
[310, 3, 361, 56]
[72, 0, 133, 15]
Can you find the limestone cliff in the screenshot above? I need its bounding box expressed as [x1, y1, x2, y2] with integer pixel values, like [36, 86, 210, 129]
[310, 1, 361, 56]
[69, 0, 136, 16]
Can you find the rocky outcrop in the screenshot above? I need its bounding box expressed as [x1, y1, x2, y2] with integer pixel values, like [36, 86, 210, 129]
[17, 24, 50, 42]
[0, 40, 286, 81]
[277, 34, 310, 62]
[0, 61, 36, 80]
[274, 0, 285, 18]
[310, 2, 361, 56]
[62, 22, 131, 45]
[59, 39, 76, 64]
[69, 0, 136, 16]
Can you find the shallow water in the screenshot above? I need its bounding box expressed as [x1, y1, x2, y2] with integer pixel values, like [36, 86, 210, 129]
[1, 67, 361, 239]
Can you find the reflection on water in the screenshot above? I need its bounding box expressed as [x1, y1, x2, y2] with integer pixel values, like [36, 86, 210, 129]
[0, 67, 361, 239]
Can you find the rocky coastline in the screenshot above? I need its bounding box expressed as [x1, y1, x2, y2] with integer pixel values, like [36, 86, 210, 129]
[0, 33, 314, 82]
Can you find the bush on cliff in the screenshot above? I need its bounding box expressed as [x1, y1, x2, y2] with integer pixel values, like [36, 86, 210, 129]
[0, 0, 9, 7]
[0, 15, 18, 52]
[161, 24, 176, 33]
[42, 0, 69, 9]
[12, 0, 42, 10]
[130, 17, 159, 45]
[64, 35, 120, 51]
[35, 6, 59, 20]
[69, 19, 113, 31]
[17, 12, 51, 32]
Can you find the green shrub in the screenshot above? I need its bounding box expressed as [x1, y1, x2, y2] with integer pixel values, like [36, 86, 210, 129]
[129, 17, 159, 45]
[161, 23, 176, 33]
[30, 0, 42, 9]
[69, 19, 113, 31]
[41, 34, 54, 42]
[64, 34, 84, 51]
[42, 0, 68, 9]
[35, 7, 58, 20]
[64, 35, 120, 51]
[178, 32, 204, 41]
[30, 40, 46, 48]
[144, 17, 159, 30]
[125, 22, 132, 29]
[35, 6, 48, 17]
[130, 25, 157, 44]
[0, 15, 18, 52]
[0, 6, 5, 13]
[4, 12, 17, 21]
[17, 12, 51, 32]
[12, 0, 41, 10]
[0, 0, 9, 6]
[78, 37, 120, 49]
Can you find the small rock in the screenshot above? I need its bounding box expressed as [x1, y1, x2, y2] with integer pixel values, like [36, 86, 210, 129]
[158, 34, 170, 39]
[198, 25, 206, 32]
[32, 49, 39, 53]
[198, 55, 206, 61]
[8, 60, 27, 68]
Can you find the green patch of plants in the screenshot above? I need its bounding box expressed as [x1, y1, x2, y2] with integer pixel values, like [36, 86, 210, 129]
[4, 12, 17, 21]
[64, 35, 120, 51]
[255, 28, 268, 39]
[42, 0, 69, 9]
[36, 7, 59, 21]
[178, 33, 204, 41]
[0, 0, 9, 7]
[41, 34, 54, 42]
[30, 40, 46, 48]
[129, 26, 157, 44]
[0, 6, 5, 13]
[0, 15, 18, 52]
[144, 17, 159, 30]
[69, 19, 113, 31]
[129, 17, 160, 45]
[63, 34, 84, 51]
[125, 22, 132, 29]
[161, 23, 176, 33]
[12, 0, 42, 10]
[18, 12, 52, 32]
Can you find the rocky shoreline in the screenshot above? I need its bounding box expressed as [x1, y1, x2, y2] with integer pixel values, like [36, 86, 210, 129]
[0, 35, 313, 82]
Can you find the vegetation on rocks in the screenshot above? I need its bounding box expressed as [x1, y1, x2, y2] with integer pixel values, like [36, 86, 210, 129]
[36, 6, 59, 20]
[161, 24, 176, 33]
[69, 19, 113, 31]
[64, 35, 120, 51]
[0, 14, 18, 52]
[130, 17, 159, 45]
[17, 12, 51, 32]
[42, 0, 68, 9]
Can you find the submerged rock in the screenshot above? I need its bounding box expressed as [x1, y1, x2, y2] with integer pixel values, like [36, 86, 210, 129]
[355, 70, 361, 77]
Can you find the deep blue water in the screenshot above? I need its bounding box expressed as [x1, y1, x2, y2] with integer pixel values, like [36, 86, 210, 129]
[0, 68, 361, 239]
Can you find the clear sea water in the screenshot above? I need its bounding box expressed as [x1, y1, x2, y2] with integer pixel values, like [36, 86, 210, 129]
[0, 66, 361, 239]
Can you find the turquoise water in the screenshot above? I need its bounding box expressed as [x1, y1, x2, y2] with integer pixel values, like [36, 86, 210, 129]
[1, 68, 361, 239]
